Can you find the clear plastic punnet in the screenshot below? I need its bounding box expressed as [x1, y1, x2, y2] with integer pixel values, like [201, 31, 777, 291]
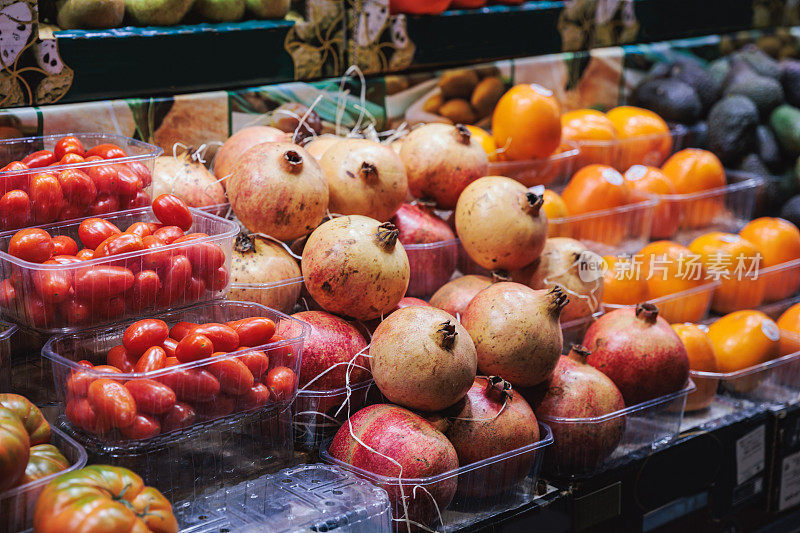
[227, 277, 305, 315]
[487, 144, 580, 188]
[0, 318, 17, 391]
[570, 124, 688, 171]
[603, 281, 720, 324]
[321, 423, 553, 532]
[173, 464, 393, 533]
[404, 239, 459, 298]
[0, 427, 88, 532]
[537, 380, 695, 478]
[0, 206, 239, 333]
[0, 133, 162, 231]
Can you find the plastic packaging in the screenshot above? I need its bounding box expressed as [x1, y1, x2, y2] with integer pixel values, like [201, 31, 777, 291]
[0, 427, 88, 532]
[571, 124, 688, 171]
[603, 281, 719, 324]
[538, 381, 695, 478]
[227, 277, 305, 315]
[321, 423, 553, 532]
[562, 310, 604, 348]
[487, 145, 580, 188]
[404, 239, 459, 297]
[0, 206, 239, 333]
[0, 318, 17, 391]
[174, 464, 393, 533]
[0, 133, 162, 231]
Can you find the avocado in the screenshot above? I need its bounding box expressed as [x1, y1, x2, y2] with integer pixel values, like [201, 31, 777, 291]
[708, 58, 731, 88]
[753, 170, 797, 217]
[770, 105, 800, 157]
[737, 153, 770, 176]
[756, 125, 783, 172]
[707, 95, 759, 165]
[723, 63, 785, 119]
[669, 59, 722, 114]
[632, 78, 702, 124]
[735, 45, 783, 79]
[780, 194, 800, 227]
[781, 59, 800, 107]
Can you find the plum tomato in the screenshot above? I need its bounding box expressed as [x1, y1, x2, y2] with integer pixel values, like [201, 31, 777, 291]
[124, 379, 176, 415]
[204, 266, 229, 292]
[114, 164, 141, 197]
[85, 164, 118, 195]
[87, 379, 136, 429]
[21, 150, 55, 168]
[161, 402, 197, 432]
[124, 221, 153, 238]
[265, 366, 296, 401]
[193, 394, 236, 418]
[228, 318, 276, 348]
[236, 383, 271, 410]
[174, 333, 214, 363]
[133, 346, 167, 373]
[0, 279, 16, 308]
[128, 270, 160, 311]
[120, 413, 161, 440]
[65, 398, 111, 434]
[184, 276, 206, 302]
[206, 356, 254, 395]
[87, 194, 120, 216]
[78, 217, 122, 249]
[54, 135, 86, 160]
[265, 334, 294, 362]
[158, 368, 219, 403]
[161, 337, 178, 357]
[158, 255, 192, 304]
[0, 190, 31, 229]
[182, 241, 225, 276]
[58, 153, 85, 165]
[123, 318, 169, 357]
[52, 235, 78, 256]
[95, 233, 144, 258]
[187, 323, 239, 352]
[106, 344, 137, 373]
[121, 190, 151, 209]
[8, 228, 54, 263]
[169, 321, 198, 341]
[73, 265, 134, 300]
[238, 350, 270, 380]
[29, 173, 63, 224]
[32, 265, 71, 304]
[86, 143, 127, 159]
[152, 194, 193, 231]
[1, 161, 30, 193]
[76, 248, 95, 261]
[57, 169, 97, 207]
[152, 225, 184, 245]
[60, 296, 91, 326]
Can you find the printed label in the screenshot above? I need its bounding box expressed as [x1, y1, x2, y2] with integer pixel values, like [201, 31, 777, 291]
[736, 425, 766, 485]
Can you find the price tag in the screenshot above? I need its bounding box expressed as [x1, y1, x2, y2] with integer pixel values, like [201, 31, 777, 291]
[736, 425, 766, 485]
[780, 450, 800, 511]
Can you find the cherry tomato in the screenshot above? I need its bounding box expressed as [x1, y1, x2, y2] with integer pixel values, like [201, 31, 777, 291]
[29, 173, 63, 224]
[0, 279, 16, 308]
[22, 150, 56, 168]
[54, 135, 86, 160]
[160, 402, 197, 432]
[86, 143, 127, 159]
[152, 225, 184, 245]
[113, 164, 141, 197]
[121, 190, 151, 209]
[265, 366, 296, 401]
[170, 321, 199, 341]
[204, 266, 229, 291]
[140, 235, 170, 272]
[94, 233, 144, 258]
[174, 333, 214, 363]
[158, 255, 192, 305]
[57, 168, 96, 207]
[188, 323, 239, 352]
[87, 194, 120, 216]
[120, 413, 161, 440]
[1, 161, 30, 193]
[236, 383, 271, 410]
[92, 296, 126, 321]
[124, 379, 176, 415]
[228, 318, 276, 348]
[78, 217, 122, 249]
[0, 190, 30, 229]
[74, 265, 134, 299]
[87, 379, 136, 429]
[66, 365, 122, 398]
[125, 222, 153, 238]
[65, 398, 111, 434]
[206, 356, 254, 395]
[238, 350, 270, 379]
[162, 337, 178, 357]
[194, 394, 236, 418]
[158, 368, 220, 403]
[8, 228, 53, 262]
[106, 344, 137, 373]
[59, 153, 85, 165]
[152, 194, 193, 231]
[134, 346, 167, 373]
[52, 235, 78, 256]
[85, 164, 118, 194]
[32, 263, 71, 303]
[76, 248, 95, 261]
[128, 269, 160, 312]
[60, 296, 90, 326]
[123, 318, 169, 357]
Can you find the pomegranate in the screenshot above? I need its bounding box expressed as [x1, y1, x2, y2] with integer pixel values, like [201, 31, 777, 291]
[400, 123, 488, 209]
[371, 306, 477, 411]
[152, 150, 227, 208]
[213, 126, 287, 183]
[302, 215, 410, 320]
[429, 274, 493, 320]
[227, 143, 329, 241]
[319, 138, 408, 221]
[304, 135, 342, 160]
[455, 176, 548, 271]
[392, 203, 458, 297]
[363, 296, 431, 334]
[513, 237, 604, 323]
[462, 283, 567, 387]
[523, 345, 626, 475]
[227, 233, 302, 313]
[329, 404, 458, 529]
[436, 376, 540, 497]
[582, 303, 690, 405]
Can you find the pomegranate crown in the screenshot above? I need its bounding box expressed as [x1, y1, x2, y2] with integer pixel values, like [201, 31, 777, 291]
[567, 344, 591, 364]
[454, 124, 472, 145]
[437, 320, 458, 350]
[635, 302, 659, 324]
[524, 192, 544, 216]
[234, 232, 256, 253]
[548, 285, 569, 314]
[491, 269, 510, 283]
[359, 161, 378, 182]
[376, 221, 399, 249]
[282, 149, 304, 173]
[484, 375, 514, 401]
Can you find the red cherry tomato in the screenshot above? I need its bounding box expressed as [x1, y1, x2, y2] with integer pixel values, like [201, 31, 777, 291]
[0, 190, 31, 229]
[157, 368, 220, 403]
[120, 413, 161, 440]
[73, 265, 134, 300]
[60, 296, 91, 326]
[238, 350, 270, 380]
[160, 402, 197, 432]
[152, 226, 184, 245]
[22, 150, 56, 168]
[65, 398, 111, 434]
[174, 333, 214, 363]
[170, 321, 199, 341]
[193, 394, 236, 418]
[8, 228, 54, 262]
[125, 222, 153, 238]
[59, 153, 85, 165]
[188, 323, 239, 352]
[161, 337, 178, 358]
[206, 356, 254, 395]
[106, 344, 137, 373]
[57, 169, 96, 207]
[124, 379, 176, 415]
[128, 270, 160, 312]
[32, 263, 71, 303]
[123, 318, 169, 357]
[264, 366, 296, 401]
[29, 173, 63, 224]
[75, 248, 95, 261]
[152, 194, 193, 231]
[159, 255, 192, 305]
[94, 233, 144, 258]
[54, 135, 86, 160]
[86, 143, 127, 159]
[87, 378, 136, 428]
[52, 235, 79, 256]
[236, 383, 271, 410]
[78, 217, 122, 249]
[87, 194, 120, 216]
[0, 279, 16, 308]
[134, 346, 167, 373]
[228, 318, 276, 348]
[1, 161, 30, 193]
[85, 164, 118, 194]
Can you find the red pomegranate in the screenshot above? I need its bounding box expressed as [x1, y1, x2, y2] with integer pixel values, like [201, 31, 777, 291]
[329, 404, 459, 529]
[363, 296, 431, 334]
[392, 203, 458, 297]
[523, 346, 626, 475]
[429, 274, 493, 320]
[582, 303, 690, 405]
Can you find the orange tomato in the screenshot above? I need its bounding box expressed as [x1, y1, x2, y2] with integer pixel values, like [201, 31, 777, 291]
[671, 323, 719, 411]
[624, 165, 679, 239]
[561, 109, 617, 167]
[541, 189, 570, 237]
[689, 232, 765, 314]
[606, 106, 672, 170]
[601, 255, 647, 305]
[639, 241, 712, 323]
[561, 164, 630, 246]
[465, 125, 501, 162]
[661, 148, 726, 229]
[740, 217, 800, 302]
[492, 84, 562, 161]
[707, 310, 780, 373]
[777, 303, 800, 356]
